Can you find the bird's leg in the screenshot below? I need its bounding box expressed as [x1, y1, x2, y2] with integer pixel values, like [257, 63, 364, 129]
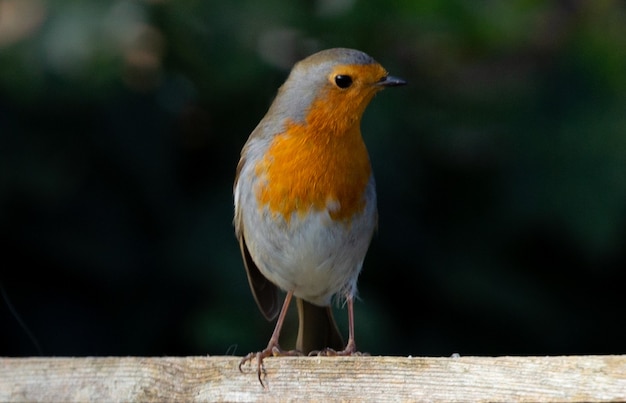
[309, 295, 369, 357]
[239, 290, 303, 387]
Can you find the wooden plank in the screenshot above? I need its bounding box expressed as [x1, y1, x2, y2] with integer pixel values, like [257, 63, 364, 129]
[1, 355, 625, 402]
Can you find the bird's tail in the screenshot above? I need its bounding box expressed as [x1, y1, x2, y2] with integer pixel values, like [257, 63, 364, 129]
[295, 298, 344, 354]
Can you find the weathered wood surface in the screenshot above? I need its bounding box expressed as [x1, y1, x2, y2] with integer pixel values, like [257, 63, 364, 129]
[1, 355, 625, 402]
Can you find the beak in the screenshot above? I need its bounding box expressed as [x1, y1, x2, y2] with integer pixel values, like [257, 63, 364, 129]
[377, 75, 407, 87]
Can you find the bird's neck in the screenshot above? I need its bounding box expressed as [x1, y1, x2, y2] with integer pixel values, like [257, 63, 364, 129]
[306, 86, 375, 136]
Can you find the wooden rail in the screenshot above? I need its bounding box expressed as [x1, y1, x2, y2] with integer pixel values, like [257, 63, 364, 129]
[1, 355, 625, 402]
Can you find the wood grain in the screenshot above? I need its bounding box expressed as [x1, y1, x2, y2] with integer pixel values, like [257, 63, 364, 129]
[1, 355, 625, 402]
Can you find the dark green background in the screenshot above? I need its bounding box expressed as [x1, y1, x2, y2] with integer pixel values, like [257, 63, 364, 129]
[2, 0, 625, 357]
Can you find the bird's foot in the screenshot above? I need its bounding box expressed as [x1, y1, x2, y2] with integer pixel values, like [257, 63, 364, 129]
[239, 344, 303, 387]
[308, 339, 370, 357]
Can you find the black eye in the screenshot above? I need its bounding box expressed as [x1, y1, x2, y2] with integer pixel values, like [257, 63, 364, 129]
[334, 75, 353, 88]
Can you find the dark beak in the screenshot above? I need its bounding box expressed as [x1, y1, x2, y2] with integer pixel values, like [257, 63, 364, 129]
[378, 75, 407, 87]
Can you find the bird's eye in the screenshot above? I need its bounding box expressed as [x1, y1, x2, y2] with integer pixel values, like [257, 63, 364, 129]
[334, 75, 353, 88]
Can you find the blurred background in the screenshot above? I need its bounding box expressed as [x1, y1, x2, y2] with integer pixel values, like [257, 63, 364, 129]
[1, 0, 625, 357]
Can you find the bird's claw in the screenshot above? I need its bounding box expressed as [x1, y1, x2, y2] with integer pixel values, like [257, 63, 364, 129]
[239, 346, 303, 387]
[308, 347, 370, 357]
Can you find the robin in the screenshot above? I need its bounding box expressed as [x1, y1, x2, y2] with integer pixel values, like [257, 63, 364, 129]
[234, 48, 405, 385]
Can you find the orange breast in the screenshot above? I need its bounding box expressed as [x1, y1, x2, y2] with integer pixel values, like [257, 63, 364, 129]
[255, 106, 372, 223]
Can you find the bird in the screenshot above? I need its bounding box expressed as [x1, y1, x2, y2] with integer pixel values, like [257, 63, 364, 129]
[233, 47, 405, 385]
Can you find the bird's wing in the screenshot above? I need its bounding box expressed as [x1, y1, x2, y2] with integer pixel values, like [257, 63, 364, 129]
[237, 232, 280, 321]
